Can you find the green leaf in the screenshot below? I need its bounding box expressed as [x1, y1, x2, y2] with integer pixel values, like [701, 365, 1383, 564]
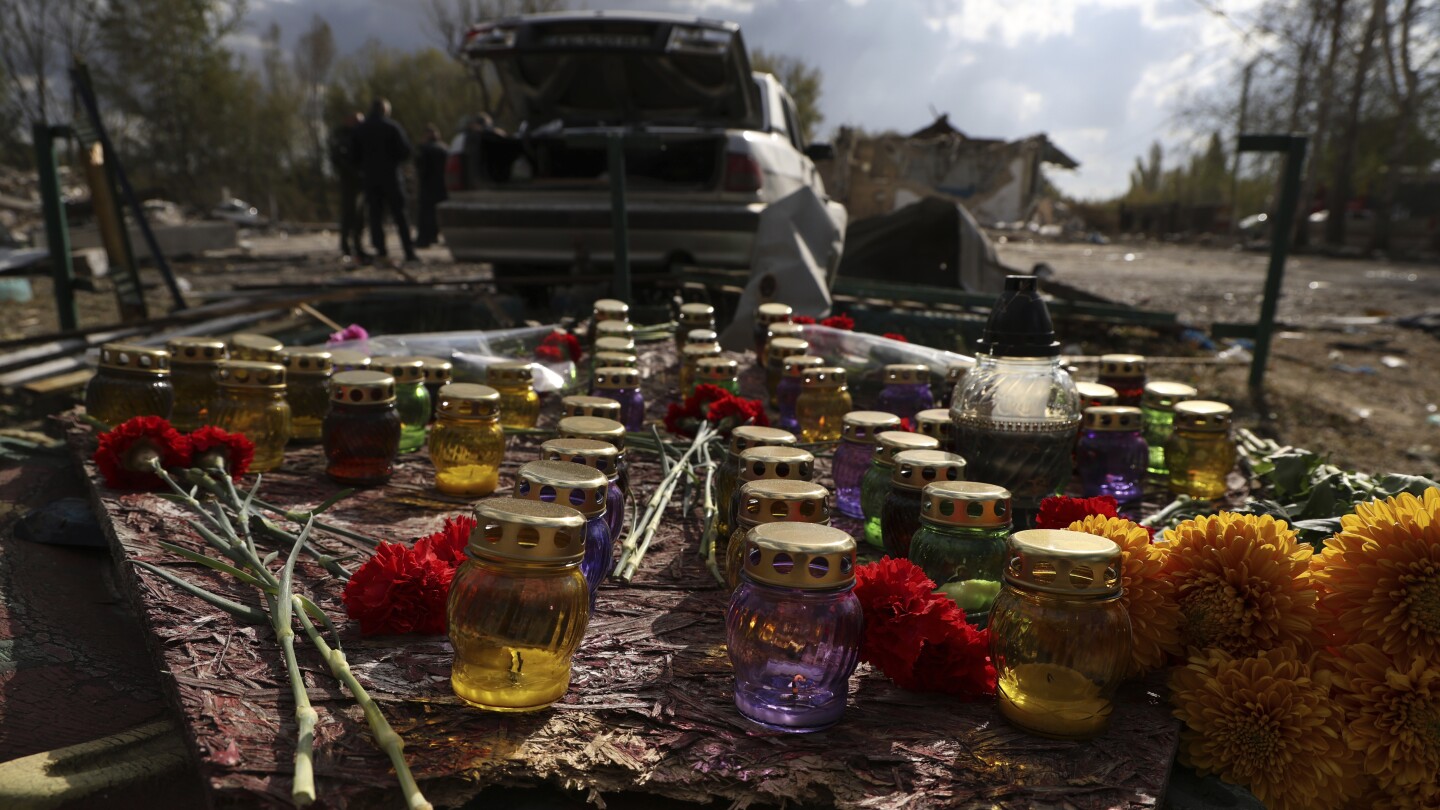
[1295, 478, 1341, 521]
[157, 541, 274, 593]
[1373, 474, 1440, 498]
[310, 489, 354, 516]
[1266, 451, 1319, 500]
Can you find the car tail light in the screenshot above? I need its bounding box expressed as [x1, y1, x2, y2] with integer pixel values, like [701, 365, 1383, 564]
[723, 152, 763, 193]
[445, 153, 466, 192]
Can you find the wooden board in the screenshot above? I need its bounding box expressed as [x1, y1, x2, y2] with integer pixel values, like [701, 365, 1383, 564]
[63, 345, 1179, 810]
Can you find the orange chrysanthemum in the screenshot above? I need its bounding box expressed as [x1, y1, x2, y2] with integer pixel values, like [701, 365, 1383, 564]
[1069, 514, 1181, 675]
[1325, 643, 1440, 793]
[1168, 646, 1358, 810]
[1160, 513, 1319, 656]
[1311, 488, 1440, 665]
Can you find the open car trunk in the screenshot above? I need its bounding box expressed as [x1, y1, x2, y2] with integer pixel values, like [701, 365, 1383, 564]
[464, 129, 725, 190]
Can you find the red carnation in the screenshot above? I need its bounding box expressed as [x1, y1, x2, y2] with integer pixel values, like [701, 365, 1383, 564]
[417, 513, 475, 567]
[187, 426, 255, 480]
[820, 313, 854, 330]
[93, 416, 191, 491]
[342, 541, 455, 636]
[882, 333, 909, 343]
[536, 330, 581, 364]
[1035, 495, 1119, 529]
[706, 392, 769, 434]
[791, 315, 816, 325]
[664, 383, 735, 437]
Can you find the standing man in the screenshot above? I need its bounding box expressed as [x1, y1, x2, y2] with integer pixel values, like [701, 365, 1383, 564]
[329, 111, 368, 263]
[414, 124, 449, 248]
[351, 98, 418, 263]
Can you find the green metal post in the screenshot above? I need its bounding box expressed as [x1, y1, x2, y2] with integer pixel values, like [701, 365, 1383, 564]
[1238, 134, 1307, 394]
[34, 123, 78, 332]
[607, 134, 631, 302]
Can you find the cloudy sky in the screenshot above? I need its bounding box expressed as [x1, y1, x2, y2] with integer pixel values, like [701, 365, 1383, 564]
[247, 0, 1269, 199]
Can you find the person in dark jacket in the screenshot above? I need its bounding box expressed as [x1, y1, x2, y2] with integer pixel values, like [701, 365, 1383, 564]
[351, 98, 418, 262]
[414, 124, 449, 248]
[328, 111, 369, 262]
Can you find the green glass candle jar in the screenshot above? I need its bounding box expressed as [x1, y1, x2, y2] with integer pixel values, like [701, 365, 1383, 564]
[166, 337, 225, 432]
[909, 481, 1012, 625]
[695, 356, 740, 395]
[429, 383, 505, 497]
[228, 333, 283, 363]
[1142, 381, 1197, 479]
[487, 361, 540, 429]
[210, 361, 290, 472]
[1166, 400, 1236, 500]
[860, 431, 939, 548]
[796, 367, 852, 443]
[279, 348, 333, 443]
[764, 336, 809, 406]
[713, 426, 799, 543]
[371, 357, 431, 453]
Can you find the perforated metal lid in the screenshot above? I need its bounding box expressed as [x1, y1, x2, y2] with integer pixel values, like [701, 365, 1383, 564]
[487, 361, 534, 387]
[541, 438, 621, 480]
[434, 383, 499, 418]
[1076, 381, 1119, 407]
[1082, 406, 1143, 432]
[229, 333, 283, 362]
[593, 366, 640, 390]
[684, 329, 719, 346]
[890, 449, 966, 490]
[756, 302, 793, 326]
[841, 411, 902, 444]
[874, 431, 940, 466]
[279, 348, 334, 376]
[767, 322, 805, 342]
[696, 357, 739, 382]
[593, 299, 629, 321]
[728, 426, 797, 456]
[558, 415, 627, 451]
[561, 395, 623, 419]
[742, 523, 855, 590]
[679, 302, 715, 325]
[783, 355, 825, 378]
[98, 343, 170, 374]
[593, 350, 639, 369]
[1142, 381, 1198, 411]
[1174, 400, 1232, 431]
[765, 336, 810, 367]
[884, 364, 930, 385]
[738, 445, 814, 483]
[416, 356, 454, 385]
[915, 409, 953, 444]
[217, 360, 285, 389]
[516, 460, 609, 518]
[371, 356, 425, 384]
[920, 481, 1012, 529]
[594, 336, 637, 354]
[1099, 353, 1146, 379]
[1004, 529, 1122, 598]
[330, 371, 396, 405]
[681, 342, 722, 362]
[328, 349, 371, 372]
[471, 498, 586, 564]
[801, 366, 847, 388]
[166, 337, 226, 366]
[595, 319, 634, 339]
[734, 480, 830, 528]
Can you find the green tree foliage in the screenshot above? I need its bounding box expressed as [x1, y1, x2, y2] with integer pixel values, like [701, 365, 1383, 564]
[750, 49, 825, 143]
[324, 43, 486, 146]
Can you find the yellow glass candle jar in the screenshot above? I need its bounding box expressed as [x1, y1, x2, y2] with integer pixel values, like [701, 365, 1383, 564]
[487, 361, 540, 429]
[989, 529, 1131, 740]
[1165, 400, 1236, 499]
[449, 498, 590, 712]
[166, 337, 226, 432]
[679, 342, 721, 394]
[725, 479, 829, 590]
[228, 333, 283, 363]
[85, 343, 174, 427]
[328, 348, 371, 373]
[562, 395, 623, 420]
[676, 302, 716, 352]
[795, 366, 852, 443]
[429, 383, 506, 497]
[776, 354, 825, 434]
[764, 336, 810, 405]
[714, 426, 799, 543]
[372, 357, 431, 453]
[210, 361, 291, 472]
[753, 302, 793, 357]
[279, 348, 333, 442]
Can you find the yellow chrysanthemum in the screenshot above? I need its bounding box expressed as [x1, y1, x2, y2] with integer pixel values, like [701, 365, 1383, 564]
[1069, 514, 1181, 676]
[1160, 512, 1318, 656]
[1168, 646, 1358, 810]
[1311, 488, 1440, 665]
[1325, 643, 1440, 793]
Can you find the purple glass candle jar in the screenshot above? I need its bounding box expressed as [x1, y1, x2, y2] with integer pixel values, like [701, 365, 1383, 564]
[877, 364, 934, 422]
[726, 522, 862, 732]
[834, 411, 901, 519]
[1076, 406, 1147, 504]
[516, 460, 613, 600]
[592, 366, 645, 431]
[776, 355, 824, 434]
[541, 438, 626, 544]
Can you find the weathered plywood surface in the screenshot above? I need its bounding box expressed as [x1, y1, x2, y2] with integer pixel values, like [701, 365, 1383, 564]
[65, 347, 1179, 810]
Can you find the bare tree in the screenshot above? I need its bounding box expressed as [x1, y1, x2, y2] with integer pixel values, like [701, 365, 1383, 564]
[0, 0, 98, 127]
[1325, 0, 1382, 246]
[1370, 0, 1436, 250]
[422, 0, 566, 59]
[294, 15, 336, 212]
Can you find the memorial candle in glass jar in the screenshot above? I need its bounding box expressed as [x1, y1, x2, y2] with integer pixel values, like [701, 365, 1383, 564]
[764, 336, 810, 406]
[795, 366, 852, 443]
[593, 350, 639, 371]
[1076, 406, 1147, 505]
[752, 302, 793, 358]
[279, 348, 333, 442]
[877, 364, 934, 423]
[1096, 354, 1146, 407]
[915, 408, 954, 451]
[731, 444, 815, 535]
[880, 449, 966, 559]
[487, 361, 540, 429]
[832, 411, 901, 519]
[725, 479, 829, 590]
[695, 356, 740, 395]
[1165, 400, 1236, 500]
[763, 322, 805, 372]
[676, 302, 716, 353]
[679, 342, 721, 395]
[1141, 381, 1196, 479]
[85, 343, 174, 426]
[371, 357, 431, 453]
[542, 438, 625, 543]
[561, 395, 622, 420]
[167, 337, 226, 432]
[328, 348, 371, 373]
[909, 481, 1012, 625]
[775, 355, 824, 434]
[211, 360, 291, 472]
[428, 383, 505, 496]
[726, 523, 862, 732]
[416, 356, 454, 417]
[516, 460, 613, 599]
[557, 415, 630, 500]
[228, 333, 283, 363]
[323, 371, 401, 486]
[591, 366, 645, 430]
[860, 431, 938, 549]
[714, 426, 798, 543]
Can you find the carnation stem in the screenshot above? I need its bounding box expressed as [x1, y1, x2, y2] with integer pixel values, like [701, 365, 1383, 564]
[615, 423, 714, 582]
[275, 519, 318, 806]
[697, 442, 724, 587]
[291, 598, 432, 810]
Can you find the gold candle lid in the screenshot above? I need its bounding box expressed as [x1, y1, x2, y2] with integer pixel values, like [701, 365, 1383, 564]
[217, 360, 285, 389]
[592, 366, 640, 390]
[729, 425, 798, 456]
[98, 343, 170, 374]
[593, 299, 629, 322]
[679, 302, 715, 325]
[884, 364, 930, 385]
[1076, 381, 1120, 406]
[875, 430, 939, 466]
[279, 348, 334, 376]
[915, 409, 953, 443]
[742, 523, 855, 590]
[1142, 381, 1198, 411]
[1099, 353, 1146, 379]
[756, 302, 793, 326]
[541, 438, 621, 481]
[921, 481, 1012, 529]
[682, 342, 722, 362]
[801, 366, 846, 388]
[890, 448, 966, 490]
[471, 498, 586, 564]
[371, 356, 425, 384]
[766, 336, 810, 368]
[1005, 529, 1122, 598]
[783, 355, 825, 378]
[735, 479, 830, 528]
[594, 336, 636, 355]
[767, 322, 805, 341]
[516, 460, 608, 519]
[331, 371, 396, 404]
[327, 349, 371, 372]
[593, 350, 639, 369]
[738, 445, 814, 483]
[1083, 405, 1143, 431]
[595, 319, 634, 339]
[561, 395, 623, 419]
[841, 411, 901, 444]
[684, 329, 718, 346]
[696, 357, 739, 382]
[1174, 400, 1232, 431]
[166, 337, 226, 366]
[487, 361, 535, 388]
[558, 415, 627, 451]
[435, 382, 499, 418]
[416, 356, 454, 385]
[229, 333, 284, 362]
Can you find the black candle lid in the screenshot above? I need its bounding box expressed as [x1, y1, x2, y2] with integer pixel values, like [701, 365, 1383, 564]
[978, 275, 1060, 357]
